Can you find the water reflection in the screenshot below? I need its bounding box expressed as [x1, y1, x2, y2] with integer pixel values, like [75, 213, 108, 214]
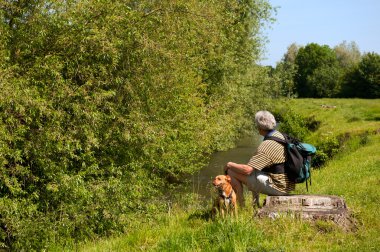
[190, 134, 262, 199]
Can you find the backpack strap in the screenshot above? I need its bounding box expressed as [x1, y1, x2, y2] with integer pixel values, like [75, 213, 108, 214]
[265, 133, 302, 147]
[264, 135, 287, 145]
[262, 133, 287, 174]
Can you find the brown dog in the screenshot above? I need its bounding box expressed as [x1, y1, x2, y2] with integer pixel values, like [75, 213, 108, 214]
[212, 175, 237, 218]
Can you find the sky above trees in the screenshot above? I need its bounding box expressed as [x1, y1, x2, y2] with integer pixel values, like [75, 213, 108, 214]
[260, 0, 380, 66]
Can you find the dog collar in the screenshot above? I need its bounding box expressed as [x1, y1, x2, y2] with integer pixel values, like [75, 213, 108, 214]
[217, 187, 233, 200]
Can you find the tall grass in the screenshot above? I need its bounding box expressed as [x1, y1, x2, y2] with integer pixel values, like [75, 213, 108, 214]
[75, 99, 380, 252]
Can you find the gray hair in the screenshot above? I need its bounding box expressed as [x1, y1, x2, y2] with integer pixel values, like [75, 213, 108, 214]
[254, 111, 276, 130]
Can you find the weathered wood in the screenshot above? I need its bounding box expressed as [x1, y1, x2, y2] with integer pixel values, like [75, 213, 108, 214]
[257, 195, 355, 230]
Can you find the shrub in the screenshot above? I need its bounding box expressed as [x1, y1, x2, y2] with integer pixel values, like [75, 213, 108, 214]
[0, 0, 274, 249]
[273, 107, 310, 141]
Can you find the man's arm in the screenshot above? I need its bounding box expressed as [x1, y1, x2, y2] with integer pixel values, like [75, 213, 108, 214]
[224, 162, 254, 175]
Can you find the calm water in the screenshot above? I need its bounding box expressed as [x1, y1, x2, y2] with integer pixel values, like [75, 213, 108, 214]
[189, 134, 262, 199]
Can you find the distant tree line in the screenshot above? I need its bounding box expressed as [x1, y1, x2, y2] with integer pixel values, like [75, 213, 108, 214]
[0, 0, 274, 249]
[269, 41, 380, 98]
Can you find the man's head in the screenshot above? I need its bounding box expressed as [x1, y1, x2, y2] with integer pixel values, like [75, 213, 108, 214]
[254, 110, 276, 131]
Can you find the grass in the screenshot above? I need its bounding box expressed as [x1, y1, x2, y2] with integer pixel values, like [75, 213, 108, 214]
[72, 99, 380, 252]
[287, 98, 380, 139]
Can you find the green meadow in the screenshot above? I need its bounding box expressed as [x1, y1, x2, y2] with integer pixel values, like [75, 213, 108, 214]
[75, 99, 380, 252]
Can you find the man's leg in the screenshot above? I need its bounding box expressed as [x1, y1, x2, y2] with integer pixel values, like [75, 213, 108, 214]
[227, 169, 248, 207]
[252, 191, 260, 208]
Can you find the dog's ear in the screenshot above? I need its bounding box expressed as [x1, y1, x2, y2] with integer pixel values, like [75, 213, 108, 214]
[226, 175, 231, 182]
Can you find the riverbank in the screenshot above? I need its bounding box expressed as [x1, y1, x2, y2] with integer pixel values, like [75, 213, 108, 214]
[74, 99, 380, 251]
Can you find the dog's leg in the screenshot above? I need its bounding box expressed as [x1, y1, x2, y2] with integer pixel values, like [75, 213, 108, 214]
[217, 198, 225, 219]
[233, 204, 238, 217]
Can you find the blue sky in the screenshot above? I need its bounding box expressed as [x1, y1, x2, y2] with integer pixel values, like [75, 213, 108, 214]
[259, 0, 380, 66]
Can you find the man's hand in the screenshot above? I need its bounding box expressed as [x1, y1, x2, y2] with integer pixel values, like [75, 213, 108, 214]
[224, 163, 229, 175]
[223, 162, 231, 171]
[224, 162, 237, 174]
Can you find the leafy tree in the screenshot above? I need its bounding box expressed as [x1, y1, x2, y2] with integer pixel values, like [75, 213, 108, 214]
[307, 65, 343, 98]
[272, 43, 300, 97]
[295, 43, 339, 97]
[341, 52, 380, 98]
[271, 61, 297, 97]
[0, 0, 274, 249]
[283, 43, 300, 64]
[334, 41, 361, 68]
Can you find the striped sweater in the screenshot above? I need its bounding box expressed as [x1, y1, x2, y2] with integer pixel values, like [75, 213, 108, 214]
[247, 130, 295, 193]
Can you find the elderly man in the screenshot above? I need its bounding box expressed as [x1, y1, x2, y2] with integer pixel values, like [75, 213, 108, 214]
[224, 111, 295, 207]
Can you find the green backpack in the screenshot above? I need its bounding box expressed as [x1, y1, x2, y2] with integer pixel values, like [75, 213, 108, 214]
[264, 133, 317, 189]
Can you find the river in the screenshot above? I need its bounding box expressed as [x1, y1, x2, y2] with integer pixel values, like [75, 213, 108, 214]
[188, 134, 262, 199]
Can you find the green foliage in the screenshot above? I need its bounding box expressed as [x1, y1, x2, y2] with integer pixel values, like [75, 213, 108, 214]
[341, 52, 380, 98]
[273, 61, 298, 97]
[283, 43, 300, 64]
[0, 0, 274, 249]
[312, 135, 340, 167]
[271, 41, 380, 99]
[334, 41, 361, 68]
[306, 65, 343, 98]
[271, 105, 311, 141]
[271, 104, 340, 167]
[272, 43, 300, 98]
[295, 43, 339, 97]
[281, 98, 380, 166]
[272, 98, 380, 167]
[270, 41, 380, 98]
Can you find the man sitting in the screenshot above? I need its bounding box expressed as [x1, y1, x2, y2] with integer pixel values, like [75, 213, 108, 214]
[224, 111, 295, 207]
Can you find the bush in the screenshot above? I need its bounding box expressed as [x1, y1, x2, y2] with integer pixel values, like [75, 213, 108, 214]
[312, 136, 340, 167]
[272, 107, 310, 141]
[0, 0, 274, 249]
